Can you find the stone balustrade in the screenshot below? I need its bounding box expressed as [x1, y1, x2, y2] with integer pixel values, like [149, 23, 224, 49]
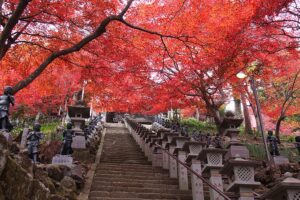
[124, 117, 300, 200]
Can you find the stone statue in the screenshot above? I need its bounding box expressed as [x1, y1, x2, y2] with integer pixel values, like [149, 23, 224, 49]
[267, 130, 280, 156]
[206, 133, 212, 147]
[27, 123, 44, 163]
[213, 134, 223, 148]
[0, 86, 14, 131]
[61, 122, 75, 155]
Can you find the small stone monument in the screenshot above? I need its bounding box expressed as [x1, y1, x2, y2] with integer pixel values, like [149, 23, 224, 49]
[20, 123, 30, 149]
[51, 154, 73, 165]
[221, 156, 261, 200]
[68, 97, 90, 149]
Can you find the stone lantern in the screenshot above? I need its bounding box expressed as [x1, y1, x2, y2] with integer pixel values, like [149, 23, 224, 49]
[220, 111, 249, 160]
[221, 157, 260, 200]
[68, 104, 90, 149]
[198, 146, 227, 200]
[260, 177, 300, 200]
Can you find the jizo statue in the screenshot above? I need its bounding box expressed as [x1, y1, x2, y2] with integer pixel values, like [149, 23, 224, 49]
[27, 123, 44, 163]
[61, 122, 75, 155]
[0, 86, 14, 131]
[267, 130, 280, 156]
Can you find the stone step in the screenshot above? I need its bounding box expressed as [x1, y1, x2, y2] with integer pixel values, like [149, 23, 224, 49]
[88, 126, 194, 200]
[89, 191, 192, 200]
[92, 177, 179, 185]
[91, 185, 191, 194]
[94, 173, 170, 180]
[91, 181, 180, 189]
[90, 198, 177, 200]
[95, 170, 170, 176]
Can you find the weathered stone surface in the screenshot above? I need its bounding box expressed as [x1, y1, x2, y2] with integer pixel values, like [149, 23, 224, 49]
[9, 142, 20, 154]
[34, 166, 56, 194]
[70, 165, 85, 189]
[60, 176, 76, 192]
[47, 165, 64, 182]
[0, 187, 5, 200]
[14, 152, 34, 174]
[0, 131, 12, 145]
[49, 194, 67, 200]
[0, 156, 33, 200]
[0, 150, 7, 177]
[30, 179, 50, 200]
[58, 188, 77, 200]
[0, 134, 8, 150]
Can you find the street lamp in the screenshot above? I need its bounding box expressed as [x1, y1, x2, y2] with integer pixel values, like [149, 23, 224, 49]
[236, 71, 271, 162]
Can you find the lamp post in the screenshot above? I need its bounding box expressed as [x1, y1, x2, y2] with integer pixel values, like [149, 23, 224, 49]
[236, 72, 271, 162]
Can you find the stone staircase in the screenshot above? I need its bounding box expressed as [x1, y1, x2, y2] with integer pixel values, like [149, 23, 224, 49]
[88, 125, 193, 200]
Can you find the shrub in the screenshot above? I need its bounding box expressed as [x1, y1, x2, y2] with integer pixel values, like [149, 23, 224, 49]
[180, 118, 217, 134]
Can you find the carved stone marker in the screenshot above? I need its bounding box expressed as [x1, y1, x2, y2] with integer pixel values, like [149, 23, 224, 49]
[51, 154, 73, 165]
[272, 156, 289, 166]
[20, 124, 29, 149]
[71, 135, 86, 149]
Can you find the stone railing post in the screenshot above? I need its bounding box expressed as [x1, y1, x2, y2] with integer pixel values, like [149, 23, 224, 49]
[198, 146, 227, 200]
[183, 141, 206, 200]
[166, 133, 179, 178]
[171, 136, 190, 190]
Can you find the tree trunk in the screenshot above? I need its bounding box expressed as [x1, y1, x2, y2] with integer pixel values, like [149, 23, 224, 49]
[275, 116, 285, 139]
[195, 108, 200, 120]
[241, 93, 252, 134]
[249, 103, 261, 136]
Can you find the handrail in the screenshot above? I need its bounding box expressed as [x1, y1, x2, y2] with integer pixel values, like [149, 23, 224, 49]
[125, 118, 231, 200]
[154, 143, 231, 200]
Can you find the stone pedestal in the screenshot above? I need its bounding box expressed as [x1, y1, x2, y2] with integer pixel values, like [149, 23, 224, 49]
[178, 150, 189, 190]
[169, 144, 178, 178]
[170, 136, 190, 190]
[71, 135, 86, 149]
[221, 157, 260, 200]
[152, 147, 163, 167]
[161, 132, 177, 170]
[191, 159, 204, 200]
[182, 141, 206, 199]
[260, 177, 300, 200]
[198, 147, 227, 200]
[162, 140, 169, 169]
[209, 170, 225, 200]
